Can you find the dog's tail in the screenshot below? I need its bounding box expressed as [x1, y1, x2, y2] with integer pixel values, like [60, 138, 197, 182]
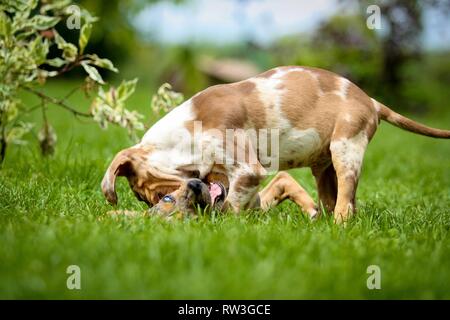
[373, 99, 450, 139]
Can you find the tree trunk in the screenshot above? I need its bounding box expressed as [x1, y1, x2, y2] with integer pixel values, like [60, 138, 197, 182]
[0, 117, 6, 166]
[0, 137, 6, 166]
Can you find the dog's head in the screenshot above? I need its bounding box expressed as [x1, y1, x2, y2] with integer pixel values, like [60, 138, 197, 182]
[101, 146, 185, 207]
[150, 179, 227, 217]
[101, 147, 229, 213]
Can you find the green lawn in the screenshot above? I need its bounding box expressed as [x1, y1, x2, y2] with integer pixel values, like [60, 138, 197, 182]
[0, 80, 449, 299]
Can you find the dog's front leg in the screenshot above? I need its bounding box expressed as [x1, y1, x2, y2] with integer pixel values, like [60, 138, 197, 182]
[218, 128, 267, 213]
[224, 168, 265, 213]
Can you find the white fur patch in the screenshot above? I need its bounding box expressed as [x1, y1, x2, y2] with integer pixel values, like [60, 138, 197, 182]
[278, 127, 322, 168]
[250, 76, 290, 130]
[371, 98, 381, 112]
[141, 100, 194, 145]
[304, 70, 324, 96]
[140, 100, 199, 175]
[344, 113, 353, 123]
[330, 130, 368, 178]
[250, 72, 323, 169]
[271, 67, 305, 80]
[334, 78, 350, 99]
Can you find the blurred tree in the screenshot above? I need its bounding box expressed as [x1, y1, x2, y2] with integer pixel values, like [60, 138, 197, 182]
[76, 0, 138, 64]
[160, 46, 208, 97]
[58, 0, 184, 73]
[345, 0, 450, 108]
[312, 15, 383, 93]
[0, 0, 144, 163]
[271, 15, 383, 97]
[273, 0, 450, 112]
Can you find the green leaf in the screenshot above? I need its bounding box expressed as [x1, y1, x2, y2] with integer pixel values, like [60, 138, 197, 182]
[30, 37, 49, 65]
[86, 54, 118, 72]
[54, 29, 66, 47]
[117, 78, 138, 102]
[81, 62, 104, 85]
[30, 15, 60, 30]
[38, 69, 58, 78]
[6, 122, 34, 145]
[62, 43, 77, 61]
[151, 83, 184, 115]
[4, 99, 18, 121]
[54, 30, 78, 62]
[40, 0, 71, 13]
[45, 57, 66, 68]
[15, 28, 35, 41]
[79, 22, 92, 54]
[0, 11, 11, 36]
[79, 8, 98, 24]
[2, 0, 36, 13]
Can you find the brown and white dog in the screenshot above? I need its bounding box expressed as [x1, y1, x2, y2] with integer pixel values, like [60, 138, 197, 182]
[150, 172, 317, 219]
[102, 66, 450, 223]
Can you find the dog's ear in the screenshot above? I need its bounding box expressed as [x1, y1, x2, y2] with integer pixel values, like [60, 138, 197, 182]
[101, 149, 135, 205]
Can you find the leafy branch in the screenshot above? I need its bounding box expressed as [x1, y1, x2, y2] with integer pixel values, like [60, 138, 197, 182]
[0, 0, 144, 164]
[21, 85, 91, 118]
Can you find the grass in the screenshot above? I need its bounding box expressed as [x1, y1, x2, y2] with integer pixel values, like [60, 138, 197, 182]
[0, 80, 449, 299]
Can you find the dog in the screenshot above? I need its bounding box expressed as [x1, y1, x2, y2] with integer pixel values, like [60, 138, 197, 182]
[150, 171, 317, 219]
[101, 66, 450, 223]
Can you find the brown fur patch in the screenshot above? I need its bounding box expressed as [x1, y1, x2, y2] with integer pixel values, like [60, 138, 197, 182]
[237, 80, 256, 94]
[189, 81, 266, 130]
[279, 71, 321, 129]
[305, 67, 340, 93]
[257, 69, 277, 78]
[347, 83, 372, 109]
[235, 174, 263, 193]
[238, 82, 267, 129]
[332, 110, 368, 139]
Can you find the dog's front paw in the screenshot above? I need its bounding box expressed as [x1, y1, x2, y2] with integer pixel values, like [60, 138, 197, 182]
[308, 207, 320, 220]
[221, 199, 240, 214]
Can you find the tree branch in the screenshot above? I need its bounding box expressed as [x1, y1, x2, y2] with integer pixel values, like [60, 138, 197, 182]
[55, 54, 87, 77]
[61, 85, 81, 101]
[20, 86, 92, 118]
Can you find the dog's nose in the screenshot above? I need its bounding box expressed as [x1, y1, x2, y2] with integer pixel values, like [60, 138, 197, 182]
[187, 179, 203, 194]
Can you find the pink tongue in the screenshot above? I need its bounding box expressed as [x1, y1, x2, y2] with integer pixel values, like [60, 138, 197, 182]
[209, 183, 222, 204]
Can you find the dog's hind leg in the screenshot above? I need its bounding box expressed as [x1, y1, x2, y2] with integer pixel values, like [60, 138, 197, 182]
[259, 172, 318, 218]
[312, 164, 338, 214]
[330, 129, 368, 224]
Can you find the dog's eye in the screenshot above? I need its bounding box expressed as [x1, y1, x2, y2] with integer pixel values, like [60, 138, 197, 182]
[162, 195, 175, 203]
[190, 170, 200, 178]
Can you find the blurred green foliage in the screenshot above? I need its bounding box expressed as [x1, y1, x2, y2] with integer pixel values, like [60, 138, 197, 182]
[0, 0, 148, 163]
[99, 0, 449, 113]
[9, 0, 450, 115]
